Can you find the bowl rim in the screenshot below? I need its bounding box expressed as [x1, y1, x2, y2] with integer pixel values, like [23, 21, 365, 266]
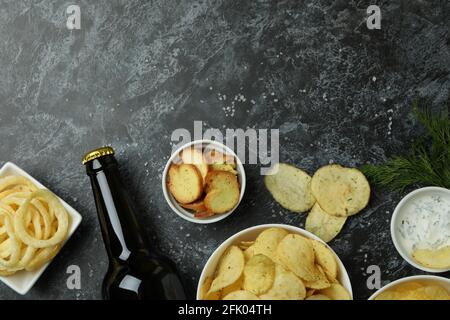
[368, 275, 450, 300]
[390, 186, 450, 273]
[0, 161, 83, 295]
[162, 139, 246, 224]
[196, 223, 353, 300]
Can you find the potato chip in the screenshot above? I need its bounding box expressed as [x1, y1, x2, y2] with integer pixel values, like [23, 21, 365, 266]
[303, 265, 330, 290]
[309, 239, 338, 280]
[375, 282, 450, 300]
[259, 264, 306, 300]
[276, 234, 317, 281]
[311, 165, 370, 217]
[421, 285, 450, 300]
[209, 246, 245, 293]
[412, 246, 450, 269]
[244, 245, 255, 261]
[264, 163, 316, 212]
[392, 281, 423, 293]
[305, 289, 316, 298]
[223, 290, 260, 300]
[243, 254, 275, 295]
[318, 283, 351, 300]
[252, 227, 288, 262]
[200, 277, 221, 300]
[306, 294, 331, 300]
[375, 291, 400, 300]
[200, 227, 351, 301]
[238, 241, 254, 251]
[221, 276, 243, 297]
[306, 204, 347, 242]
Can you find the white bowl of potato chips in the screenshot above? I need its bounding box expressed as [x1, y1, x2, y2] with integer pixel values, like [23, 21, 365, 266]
[369, 275, 450, 300]
[197, 224, 353, 300]
[0, 162, 82, 295]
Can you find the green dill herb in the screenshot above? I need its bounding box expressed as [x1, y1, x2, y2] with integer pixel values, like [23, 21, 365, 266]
[361, 102, 450, 192]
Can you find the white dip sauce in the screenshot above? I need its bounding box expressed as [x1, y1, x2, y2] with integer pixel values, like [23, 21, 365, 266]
[396, 191, 450, 252]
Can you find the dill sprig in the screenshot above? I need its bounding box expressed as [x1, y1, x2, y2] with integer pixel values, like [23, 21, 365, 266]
[361, 102, 450, 192]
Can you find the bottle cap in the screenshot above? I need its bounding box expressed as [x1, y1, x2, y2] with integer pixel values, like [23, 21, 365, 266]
[82, 146, 115, 165]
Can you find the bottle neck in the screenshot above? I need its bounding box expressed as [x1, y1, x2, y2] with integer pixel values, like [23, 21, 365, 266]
[86, 155, 149, 262]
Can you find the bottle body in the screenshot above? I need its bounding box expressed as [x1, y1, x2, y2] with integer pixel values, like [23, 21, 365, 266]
[84, 150, 186, 300]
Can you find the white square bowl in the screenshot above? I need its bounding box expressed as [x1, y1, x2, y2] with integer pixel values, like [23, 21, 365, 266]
[0, 162, 82, 295]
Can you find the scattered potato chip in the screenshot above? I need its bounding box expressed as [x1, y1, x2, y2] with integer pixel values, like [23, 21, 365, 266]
[252, 227, 289, 262]
[209, 246, 245, 293]
[264, 163, 316, 213]
[276, 234, 317, 281]
[243, 254, 276, 295]
[223, 290, 260, 300]
[412, 246, 450, 269]
[311, 165, 370, 217]
[260, 264, 306, 300]
[306, 204, 347, 242]
[318, 283, 351, 300]
[309, 239, 338, 280]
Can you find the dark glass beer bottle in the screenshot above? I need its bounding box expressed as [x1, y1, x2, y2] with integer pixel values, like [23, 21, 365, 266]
[83, 147, 187, 300]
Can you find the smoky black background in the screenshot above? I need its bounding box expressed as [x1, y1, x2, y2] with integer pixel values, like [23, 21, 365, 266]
[0, 0, 449, 300]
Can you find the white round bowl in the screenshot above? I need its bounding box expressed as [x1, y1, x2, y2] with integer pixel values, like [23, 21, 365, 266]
[197, 224, 353, 300]
[391, 187, 450, 273]
[162, 139, 246, 224]
[368, 275, 450, 300]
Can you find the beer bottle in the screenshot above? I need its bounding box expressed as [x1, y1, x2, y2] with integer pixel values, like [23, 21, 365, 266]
[83, 147, 187, 300]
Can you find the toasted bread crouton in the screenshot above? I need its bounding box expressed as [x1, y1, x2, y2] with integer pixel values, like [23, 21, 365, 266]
[204, 149, 236, 168]
[210, 164, 238, 175]
[168, 164, 203, 204]
[180, 147, 209, 184]
[204, 171, 240, 214]
[181, 200, 207, 212]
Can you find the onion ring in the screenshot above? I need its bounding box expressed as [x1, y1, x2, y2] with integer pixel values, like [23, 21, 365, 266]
[0, 176, 70, 276]
[14, 190, 69, 249]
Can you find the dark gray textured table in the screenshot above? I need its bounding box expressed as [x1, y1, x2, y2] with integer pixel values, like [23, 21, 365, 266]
[0, 0, 449, 300]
